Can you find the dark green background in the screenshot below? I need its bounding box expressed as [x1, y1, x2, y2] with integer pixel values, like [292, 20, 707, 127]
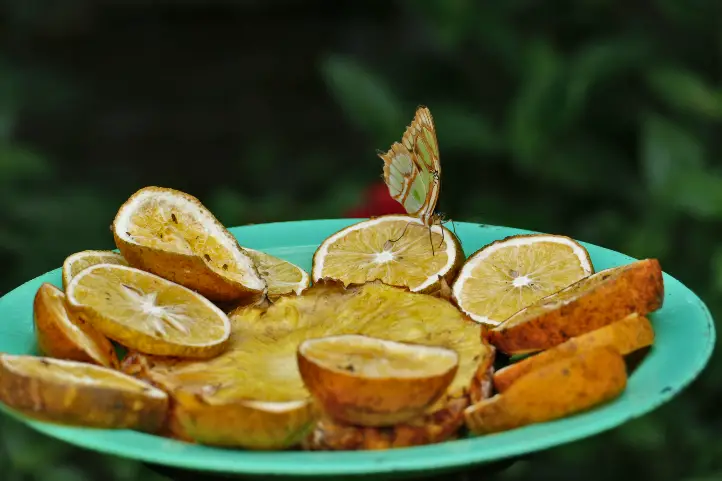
[1, 1, 720, 480]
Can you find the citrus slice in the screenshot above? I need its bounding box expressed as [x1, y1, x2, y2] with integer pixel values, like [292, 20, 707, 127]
[122, 281, 494, 449]
[0, 354, 168, 432]
[451, 234, 593, 326]
[298, 334, 459, 427]
[493, 313, 654, 392]
[311, 215, 463, 293]
[112, 186, 266, 301]
[62, 250, 129, 290]
[464, 346, 627, 435]
[66, 264, 231, 358]
[243, 248, 310, 298]
[488, 258, 664, 355]
[33, 283, 119, 369]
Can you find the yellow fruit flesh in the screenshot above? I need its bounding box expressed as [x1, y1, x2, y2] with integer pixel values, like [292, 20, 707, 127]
[300, 335, 458, 378]
[68, 265, 229, 347]
[317, 219, 451, 291]
[457, 238, 590, 323]
[126, 195, 255, 283]
[244, 248, 308, 297]
[128, 282, 488, 404]
[3, 355, 158, 394]
[64, 251, 128, 285]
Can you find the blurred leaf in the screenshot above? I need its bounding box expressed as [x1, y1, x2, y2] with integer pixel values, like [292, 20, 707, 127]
[647, 67, 722, 119]
[564, 36, 652, 123]
[641, 114, 705, 194]
[0, 145, 52, 183]
[431, 105, 503, 155]
[321, 55, 403, 144]
[507, 39, 564, 167]
[711, 246, 722, 294]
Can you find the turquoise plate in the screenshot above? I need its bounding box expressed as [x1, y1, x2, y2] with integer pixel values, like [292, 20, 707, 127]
[0, 219, 715, 478]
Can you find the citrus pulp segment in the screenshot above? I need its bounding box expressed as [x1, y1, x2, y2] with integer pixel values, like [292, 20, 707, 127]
[65, 264, 231, 358]
[243, 248, 310, 298]
[62, 250, 129, 290]
[112, 186, 266, 301]
[311, 215, 463, 293]
[451, 234, 593, 326]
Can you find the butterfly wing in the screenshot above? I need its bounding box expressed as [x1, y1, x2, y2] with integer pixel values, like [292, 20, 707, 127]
[380, 106, 441, 225]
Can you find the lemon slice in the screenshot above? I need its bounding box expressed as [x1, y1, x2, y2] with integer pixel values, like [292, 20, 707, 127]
[66, 264, 231, 358]
[33, 283, 119, 369]
[112, 186, 266, 302]
[311, 215, 463, 293]
[0, 354, 168, 432]
[298, 334, 459, 427]
[451, 234, 593, 326]
[243, 248, 310, 298]
[62, 250, 129, 290]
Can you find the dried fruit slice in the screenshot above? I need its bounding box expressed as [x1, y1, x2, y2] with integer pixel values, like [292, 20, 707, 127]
[451, 234, 593, 325]
[464, 346, 627, 435]
[298, 335, 459, 427]
[243, 248, 310, 298]
[112, 186, 266, 301]
[0, 354, 168, 432]
[62, 250, 129, 290]
[304, 397, 468, 451]
[493, 313, 654, 392]
[66, 264, 231, 358]
[488, 259, 664, 355]
[171, 391, 317, 450]
[311, 215, 463, 293]
[122, 281, 493, 449]
[33, 283, 119, 369]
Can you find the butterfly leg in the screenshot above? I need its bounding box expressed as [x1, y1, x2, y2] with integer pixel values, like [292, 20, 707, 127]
[388, 221, 413, 245]
[428, 225, 436, 256]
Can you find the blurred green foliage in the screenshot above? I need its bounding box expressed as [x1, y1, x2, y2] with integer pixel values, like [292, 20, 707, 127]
[1, 0, 721, 479]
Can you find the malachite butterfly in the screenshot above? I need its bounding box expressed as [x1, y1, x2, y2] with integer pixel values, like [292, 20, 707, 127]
[379, 106, 442, 228]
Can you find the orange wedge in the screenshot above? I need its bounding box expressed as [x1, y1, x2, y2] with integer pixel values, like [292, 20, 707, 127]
[465, 346, 627, 435]
[488, 259, 664, 355]
[33, 283, 119, 369]
[0, 354, 168, 432]
[243, 248, 310, 298]
[112, 186, 266, 301]
[298, 335, 459, 427]
[493, 313, 654, 392]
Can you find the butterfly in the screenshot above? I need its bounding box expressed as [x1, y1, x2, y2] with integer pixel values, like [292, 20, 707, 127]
[378, 106, 448, 253]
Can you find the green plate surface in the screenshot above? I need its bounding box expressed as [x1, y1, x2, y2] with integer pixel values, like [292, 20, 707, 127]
[0, 219, 715, 478]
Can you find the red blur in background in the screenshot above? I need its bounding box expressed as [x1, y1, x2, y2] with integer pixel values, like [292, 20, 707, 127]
[345, 182, 406, 218]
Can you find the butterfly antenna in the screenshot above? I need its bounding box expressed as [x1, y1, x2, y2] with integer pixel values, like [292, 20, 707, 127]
[389, 221, 413, 244]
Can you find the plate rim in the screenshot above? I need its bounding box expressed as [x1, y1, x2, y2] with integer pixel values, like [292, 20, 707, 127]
[0, 217, 716, 476]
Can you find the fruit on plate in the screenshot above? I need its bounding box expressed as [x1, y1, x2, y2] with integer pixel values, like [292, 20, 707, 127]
[171, 391, 317, 450]
[33, 283, 119, 369]
[311, 215, 463, 294]
[451, 234, 594, 326]
[488, 259, 664, 355]
[493, 313, 654, 392]
[243, 247, 310, 298]
[297, 334, 459, 427]
[121, 280, 494, 449]
[304, 397, 469, 451]
[65, 263, 231, 359]
[464, 346, 627, 435]
[62, 250, 129, 290]
[0, 354, 168, 432]
[112, 186, 266, 302]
